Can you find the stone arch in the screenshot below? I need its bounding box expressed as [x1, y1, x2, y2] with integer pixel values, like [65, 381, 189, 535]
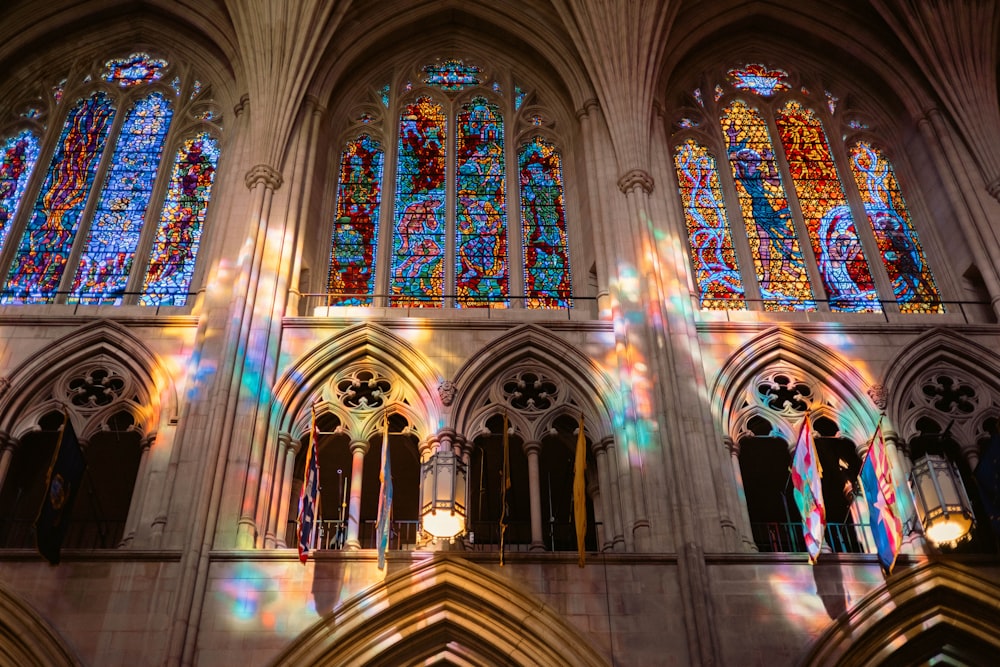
[450, 324, 616, 442]
[270, 555, 608, 667]
[712, 327, 879, 446]
[883, 327, 1000, 444]
[802, 561, 1000, 666]
[0, 580, 80, 667]
[272, 322, 442, 440]
[0, 319, 175, 440]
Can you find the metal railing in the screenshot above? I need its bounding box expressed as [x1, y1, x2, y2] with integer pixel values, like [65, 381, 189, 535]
[750, 521, 870, 555]
[301, 291, 595, 319]
[287, 519, 420, 551]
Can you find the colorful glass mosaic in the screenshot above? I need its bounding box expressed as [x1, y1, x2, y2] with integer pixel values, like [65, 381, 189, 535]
[70, 93, 173, 304]
[0, 131, 41, 252]
[519, 137, 571, 308]
[673, 139, 745, 309]
[391, 97, 447, 306]
[727, 64, 791, 98]
[141, 133, 219, 305]
[849, 141, 943, 313]
[102, 53, 168, 87]
[723, 100, 815, 310]
[455, 97, 508, 308]
[328, 135, 384, 305]
[776, 101, 880, 312]
[3, 93, 115, 303]
[380, 84, 390, 108]
[514, 86, 526, 110]
[423, 59, 480, 91]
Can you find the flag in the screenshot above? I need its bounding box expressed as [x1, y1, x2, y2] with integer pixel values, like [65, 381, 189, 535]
[499, 412, 511, 566]
[860, 424, 904, 574]
[975, 428, 1000, 536]
[790, 415, 825, 563]
[573, 413, 587, 568]
[296, 404, 321, 564]
[375, 410, 393, 570]
[36, 414, 86, 565]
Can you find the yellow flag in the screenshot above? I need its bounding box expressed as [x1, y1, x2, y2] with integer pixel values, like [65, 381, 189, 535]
[574, 413, 586, 567]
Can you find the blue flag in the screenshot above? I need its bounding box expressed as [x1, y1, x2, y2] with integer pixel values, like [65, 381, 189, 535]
[297, 408, 320, 564]
[860, 426, 904, 574]
[36, 416, 86, 565]
[975, 430, 1000, 536]
[375, 412, 393, 570]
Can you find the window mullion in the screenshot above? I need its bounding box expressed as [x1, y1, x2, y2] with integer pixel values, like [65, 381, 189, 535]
[57, 90, 128, 304]
[445, 98, 456, 308]
[765, 109, 829, 312]
[375, 119, 396, 308]
[508, 105, 525, 308]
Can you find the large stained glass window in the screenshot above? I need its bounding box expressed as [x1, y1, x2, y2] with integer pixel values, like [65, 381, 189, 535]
[0, 52, 221, 306]
[327, 60, 572, 311]
[328, 135, 384, 306]
[671, 63, 942, 314]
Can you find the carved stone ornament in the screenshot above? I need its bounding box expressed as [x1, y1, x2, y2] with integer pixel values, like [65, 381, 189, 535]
[867, 383, 887, 411]
[438, 380, 456, 406]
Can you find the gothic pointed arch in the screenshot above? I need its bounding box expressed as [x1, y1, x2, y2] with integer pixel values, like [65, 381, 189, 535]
[271, 322, 442, 439]
[0, 581, 79, 667]
[270, 555, 608, 667]
[801, 561, 1000, 666]
[450, 324, 616, 440]
[712, 326, 878, 444]
[0, 318, 174, 439]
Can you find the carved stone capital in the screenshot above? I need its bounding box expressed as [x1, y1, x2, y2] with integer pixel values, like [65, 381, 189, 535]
[244, 163, 283, 191]
[576, 98, 600, 120]
[617, 169, 653, 195]
[234, 93, 250, 117]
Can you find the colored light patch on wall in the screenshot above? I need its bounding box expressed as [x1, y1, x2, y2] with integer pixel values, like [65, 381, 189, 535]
[519, 138, 571, 309]
[776, 101, 880, 312]
[455, 97, 508, 308]
[141, 133, 219, 305]
[3, 93, 115, 304]
[723, 100, 815, 311]
[849, 142, 943, 313]
[391, 97, 446, 307]
[727, 64, 791, 98]
[673, 139, 746, 310]
[70, 93, 173, 304]
[329, 135, 384, 305]
[0, 130, 40, 251]
[102, 53, 168, 87]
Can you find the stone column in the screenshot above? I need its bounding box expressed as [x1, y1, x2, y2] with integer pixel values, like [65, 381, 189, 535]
[120, 433, 156, 547]
[272, 434, 300, 548]
[0, 432, 17, 497]
[344, 440, 368, 550]
[593, 438, 616, 551]
[725, 437, 758, 552]
[523, 441, 545, 550]
[263, 433, 295, 548]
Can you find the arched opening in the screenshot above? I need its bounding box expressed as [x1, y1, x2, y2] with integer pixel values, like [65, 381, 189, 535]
[466, 413, 530, 550]
[539, 413, 597, 552]
[358, 412, 421, 549]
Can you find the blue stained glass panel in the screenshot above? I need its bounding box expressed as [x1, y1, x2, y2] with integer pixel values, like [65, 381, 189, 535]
[391, 97, 446, 307]
[456, 97, 508, 308]
[141, 133, 219, 305]
[519, 137, 571, 309]
[0, 131, 41, 251]
[103, 53, 168, 87]
[3, 93, 115, 303]
[71, 93, 173, 304]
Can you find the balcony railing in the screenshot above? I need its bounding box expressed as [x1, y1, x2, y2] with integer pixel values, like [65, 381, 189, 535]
[750, 521, 870, 555]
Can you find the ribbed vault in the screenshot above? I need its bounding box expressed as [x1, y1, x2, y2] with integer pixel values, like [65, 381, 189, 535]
[270, 555, 608, 667]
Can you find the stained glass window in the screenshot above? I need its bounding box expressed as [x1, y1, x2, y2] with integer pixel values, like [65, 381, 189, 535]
[456, 97, 508, 307]
[0, 131, 40, 252]
[775, 101, 879, 312]
[519, 137, 571, 308]
[673, 139, 745, 309]
[71, 93, 173, 304]
[673, 64, 942, 315]
[328, 135, 384, 305]
[391, 97, 447, 307]
[0, 54, 221, 307]
[4, 93, 116, 303]
[723, 100, 815, 311]
[332, 73, 572, 311]
[141, 133, 220, 306]
[849, 142, 943, 313]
